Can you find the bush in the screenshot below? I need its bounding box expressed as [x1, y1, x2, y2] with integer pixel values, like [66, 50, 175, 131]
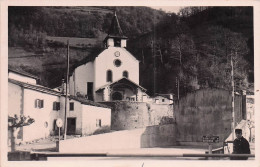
[92, 126, 111, 135]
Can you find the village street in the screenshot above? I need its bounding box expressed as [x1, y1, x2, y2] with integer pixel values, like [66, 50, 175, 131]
[9, 135, 255, 161]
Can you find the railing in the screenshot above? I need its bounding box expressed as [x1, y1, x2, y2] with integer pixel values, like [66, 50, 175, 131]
[30, 152, 255, 160]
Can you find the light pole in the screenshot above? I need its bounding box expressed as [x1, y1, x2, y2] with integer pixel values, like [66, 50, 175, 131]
[231, 54, 235, 140]
[64, 39, 70, 140]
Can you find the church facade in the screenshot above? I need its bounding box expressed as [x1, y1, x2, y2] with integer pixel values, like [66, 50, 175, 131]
[69, 13, 148, 102]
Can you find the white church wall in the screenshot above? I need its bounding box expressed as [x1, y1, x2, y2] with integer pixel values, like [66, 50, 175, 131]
[107, 38, 114, 47]
[94, 47, 139, 91]
[121, 39, 127, 47]
[72, 62, 95, 96]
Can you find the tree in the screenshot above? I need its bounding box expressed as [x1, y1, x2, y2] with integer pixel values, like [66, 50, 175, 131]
[8, 115, 35, 152]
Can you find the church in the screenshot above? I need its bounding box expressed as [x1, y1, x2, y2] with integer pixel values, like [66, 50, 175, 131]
[69, 12, 148, 102]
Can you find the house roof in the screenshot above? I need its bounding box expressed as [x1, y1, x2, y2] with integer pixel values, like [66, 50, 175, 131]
[9, 79, 110, 109]
[8, 68, 39, 80]
[153, 94, 173, 100]
[9, 78, 61, 96]
[96, 77, 147, 92]
[69, 96, 111, 108]
[106, 11, 128, 39]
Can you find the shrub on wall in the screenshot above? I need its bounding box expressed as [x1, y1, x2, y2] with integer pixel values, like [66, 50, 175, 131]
[92, 125, 111, 135]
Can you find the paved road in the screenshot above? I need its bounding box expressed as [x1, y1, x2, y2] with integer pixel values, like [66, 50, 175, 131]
[9, 137, 255, 161]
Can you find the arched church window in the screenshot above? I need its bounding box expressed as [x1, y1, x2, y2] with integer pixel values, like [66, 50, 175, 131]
[123, 71, 128, 78]
[107, 70, 112, 82]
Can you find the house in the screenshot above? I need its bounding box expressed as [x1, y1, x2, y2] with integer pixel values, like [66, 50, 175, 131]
[150, 94, 174, 104]
[8, 69, 111, 143]
[69, 12, 148, 102]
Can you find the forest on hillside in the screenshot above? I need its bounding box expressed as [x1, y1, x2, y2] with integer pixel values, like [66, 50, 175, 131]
[8, 6, 254, 97]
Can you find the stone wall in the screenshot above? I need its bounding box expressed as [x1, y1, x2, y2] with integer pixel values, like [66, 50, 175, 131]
[100, 101, 174, 130]
[174, 88, 244, 146]
[141, 124, 176, 148]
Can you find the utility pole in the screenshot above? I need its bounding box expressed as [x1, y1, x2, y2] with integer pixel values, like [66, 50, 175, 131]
[231, 53, 235, 140]
[64, 39, 69, 140]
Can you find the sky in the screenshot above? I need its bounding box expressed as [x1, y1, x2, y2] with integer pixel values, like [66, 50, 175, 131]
[150, 6, 182, 14]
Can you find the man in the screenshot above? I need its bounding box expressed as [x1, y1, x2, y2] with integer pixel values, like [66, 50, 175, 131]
[231, 129, 251, 160]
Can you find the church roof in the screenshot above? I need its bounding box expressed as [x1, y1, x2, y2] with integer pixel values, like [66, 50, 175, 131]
[106, 12, 128, 39]
[96, 77, 147, 92]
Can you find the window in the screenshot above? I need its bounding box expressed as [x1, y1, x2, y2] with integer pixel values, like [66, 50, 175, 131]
[96, 119, 102, 127]
[123, 71, 128, 78]
[114, 59, 122, 67]
[114, 38, 121, 47]
[87, 82, 93, 101]
[35, 99, 44, 108]
[107, 70, 112, 82]
[162, 99, 165, 102]
[53, 102, 60, 111]
[70, 102, 74, 111]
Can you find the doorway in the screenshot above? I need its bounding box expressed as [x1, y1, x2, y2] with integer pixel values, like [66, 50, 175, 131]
[67, 118, 76, 135]
[87, 82, 93, 100]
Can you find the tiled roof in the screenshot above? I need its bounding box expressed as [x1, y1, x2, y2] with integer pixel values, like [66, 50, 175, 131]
[69, 96, 111, 108]
[9, 79, 111, 109]
[9, 78, 61, 96]
[8, 68, 39, 80]
[96, 77, 147, 92]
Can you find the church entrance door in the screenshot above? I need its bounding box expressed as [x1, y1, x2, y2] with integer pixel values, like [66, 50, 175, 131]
[112, 92, 123, 100]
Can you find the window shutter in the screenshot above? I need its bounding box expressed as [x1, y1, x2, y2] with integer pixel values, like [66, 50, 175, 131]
[57, 102, 60, 110]
[70, 102, 74, 111]
[40, 100, 44, 108]
[53, 102, 56, 110]
[35, 99, 38, 108]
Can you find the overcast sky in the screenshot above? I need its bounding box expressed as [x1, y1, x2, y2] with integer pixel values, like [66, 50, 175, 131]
[150, 6, 182, 13]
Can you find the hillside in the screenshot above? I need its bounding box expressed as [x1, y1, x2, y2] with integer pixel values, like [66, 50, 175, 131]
[8, 6, 254, 96]
[127, 7, 253, 95]
[8, 6, 166, 88]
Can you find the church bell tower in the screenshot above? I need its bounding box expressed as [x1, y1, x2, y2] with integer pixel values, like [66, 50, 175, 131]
[104, 11, 128, 48]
